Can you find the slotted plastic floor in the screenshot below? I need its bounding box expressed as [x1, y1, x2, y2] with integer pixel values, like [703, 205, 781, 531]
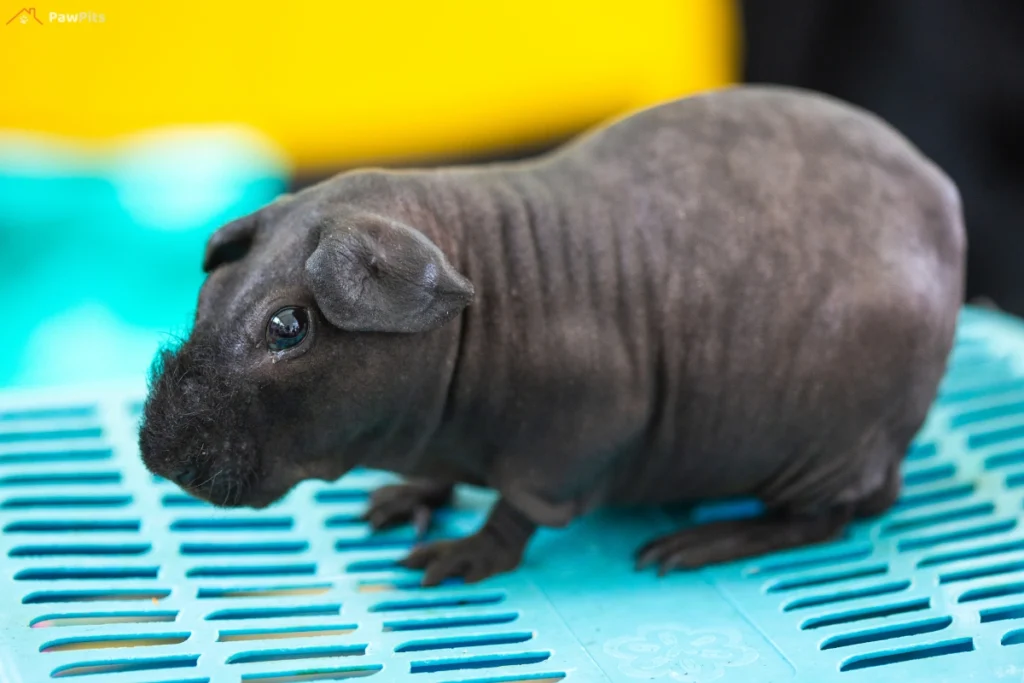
[3, 307, 1024, 683]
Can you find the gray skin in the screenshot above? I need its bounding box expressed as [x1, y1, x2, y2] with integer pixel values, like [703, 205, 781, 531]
[138, 85, 965, 585]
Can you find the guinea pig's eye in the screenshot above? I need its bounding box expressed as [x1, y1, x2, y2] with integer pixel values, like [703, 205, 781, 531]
[267, 306, 310, 351]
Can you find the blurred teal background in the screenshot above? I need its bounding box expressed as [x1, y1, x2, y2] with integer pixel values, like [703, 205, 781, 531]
[0, 2, 735, 391]
[0, 127, 289, 388]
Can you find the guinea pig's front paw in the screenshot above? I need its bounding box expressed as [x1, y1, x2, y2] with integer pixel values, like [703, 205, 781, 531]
[400, 531, 524, 586]
[363, 480, 453, 538]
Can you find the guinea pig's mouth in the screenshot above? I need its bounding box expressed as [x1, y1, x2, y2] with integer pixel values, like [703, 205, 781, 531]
[184, 457, 316, 508]
[172, 457, 259, 507]
[176, 456, 330, 508]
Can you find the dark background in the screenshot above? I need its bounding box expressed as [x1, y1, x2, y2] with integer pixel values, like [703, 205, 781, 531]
[741, 0, 1024, 315]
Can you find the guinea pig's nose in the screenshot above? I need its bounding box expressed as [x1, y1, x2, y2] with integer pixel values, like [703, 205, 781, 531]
[174, 466, 200, 488]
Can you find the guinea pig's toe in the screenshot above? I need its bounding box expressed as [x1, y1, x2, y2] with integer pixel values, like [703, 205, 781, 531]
[364, 481, 453, 535]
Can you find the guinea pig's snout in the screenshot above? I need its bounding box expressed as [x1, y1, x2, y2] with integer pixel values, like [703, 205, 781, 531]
[140, 340, 272, 508]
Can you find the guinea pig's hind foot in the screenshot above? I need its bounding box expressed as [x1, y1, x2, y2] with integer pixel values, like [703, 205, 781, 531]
[635, 507, 854, 575]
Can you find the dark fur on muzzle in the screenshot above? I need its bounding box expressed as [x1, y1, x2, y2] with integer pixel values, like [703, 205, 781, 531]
[139, 340, 264, 506]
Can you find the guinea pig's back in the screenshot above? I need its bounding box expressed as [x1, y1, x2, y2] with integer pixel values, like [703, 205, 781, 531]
[580, 86, 965, 506]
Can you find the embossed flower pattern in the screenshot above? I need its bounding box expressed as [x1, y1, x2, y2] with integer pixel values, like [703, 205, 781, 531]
[604, 623, 759, 681]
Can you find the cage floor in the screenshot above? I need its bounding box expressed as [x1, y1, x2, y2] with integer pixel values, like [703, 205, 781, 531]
[3, 307, 1024, 683]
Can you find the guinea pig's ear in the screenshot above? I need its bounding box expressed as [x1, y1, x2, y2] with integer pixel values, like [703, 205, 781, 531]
[304, 218, 474, 333]
[202, 214, 257, 273]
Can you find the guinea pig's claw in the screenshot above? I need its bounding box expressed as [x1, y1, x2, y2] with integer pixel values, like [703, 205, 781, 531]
[363, 505, 429, 533]
[362, 501, 434, 536]
[412, 506, 432, 539]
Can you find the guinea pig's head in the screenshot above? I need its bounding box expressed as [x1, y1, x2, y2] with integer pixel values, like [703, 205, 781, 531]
[138, 187, 474, 507]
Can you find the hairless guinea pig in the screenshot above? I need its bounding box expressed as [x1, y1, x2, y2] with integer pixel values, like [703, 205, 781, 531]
[139, 85, 965, 585]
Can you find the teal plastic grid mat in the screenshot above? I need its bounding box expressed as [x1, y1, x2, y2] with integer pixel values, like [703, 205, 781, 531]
[2, 306, 1024, 682]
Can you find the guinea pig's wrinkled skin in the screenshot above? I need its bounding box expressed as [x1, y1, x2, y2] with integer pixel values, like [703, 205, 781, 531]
[139, 86, 965, 584]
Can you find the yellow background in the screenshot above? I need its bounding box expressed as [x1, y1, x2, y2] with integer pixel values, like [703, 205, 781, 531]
[0, 1, 736, 169]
